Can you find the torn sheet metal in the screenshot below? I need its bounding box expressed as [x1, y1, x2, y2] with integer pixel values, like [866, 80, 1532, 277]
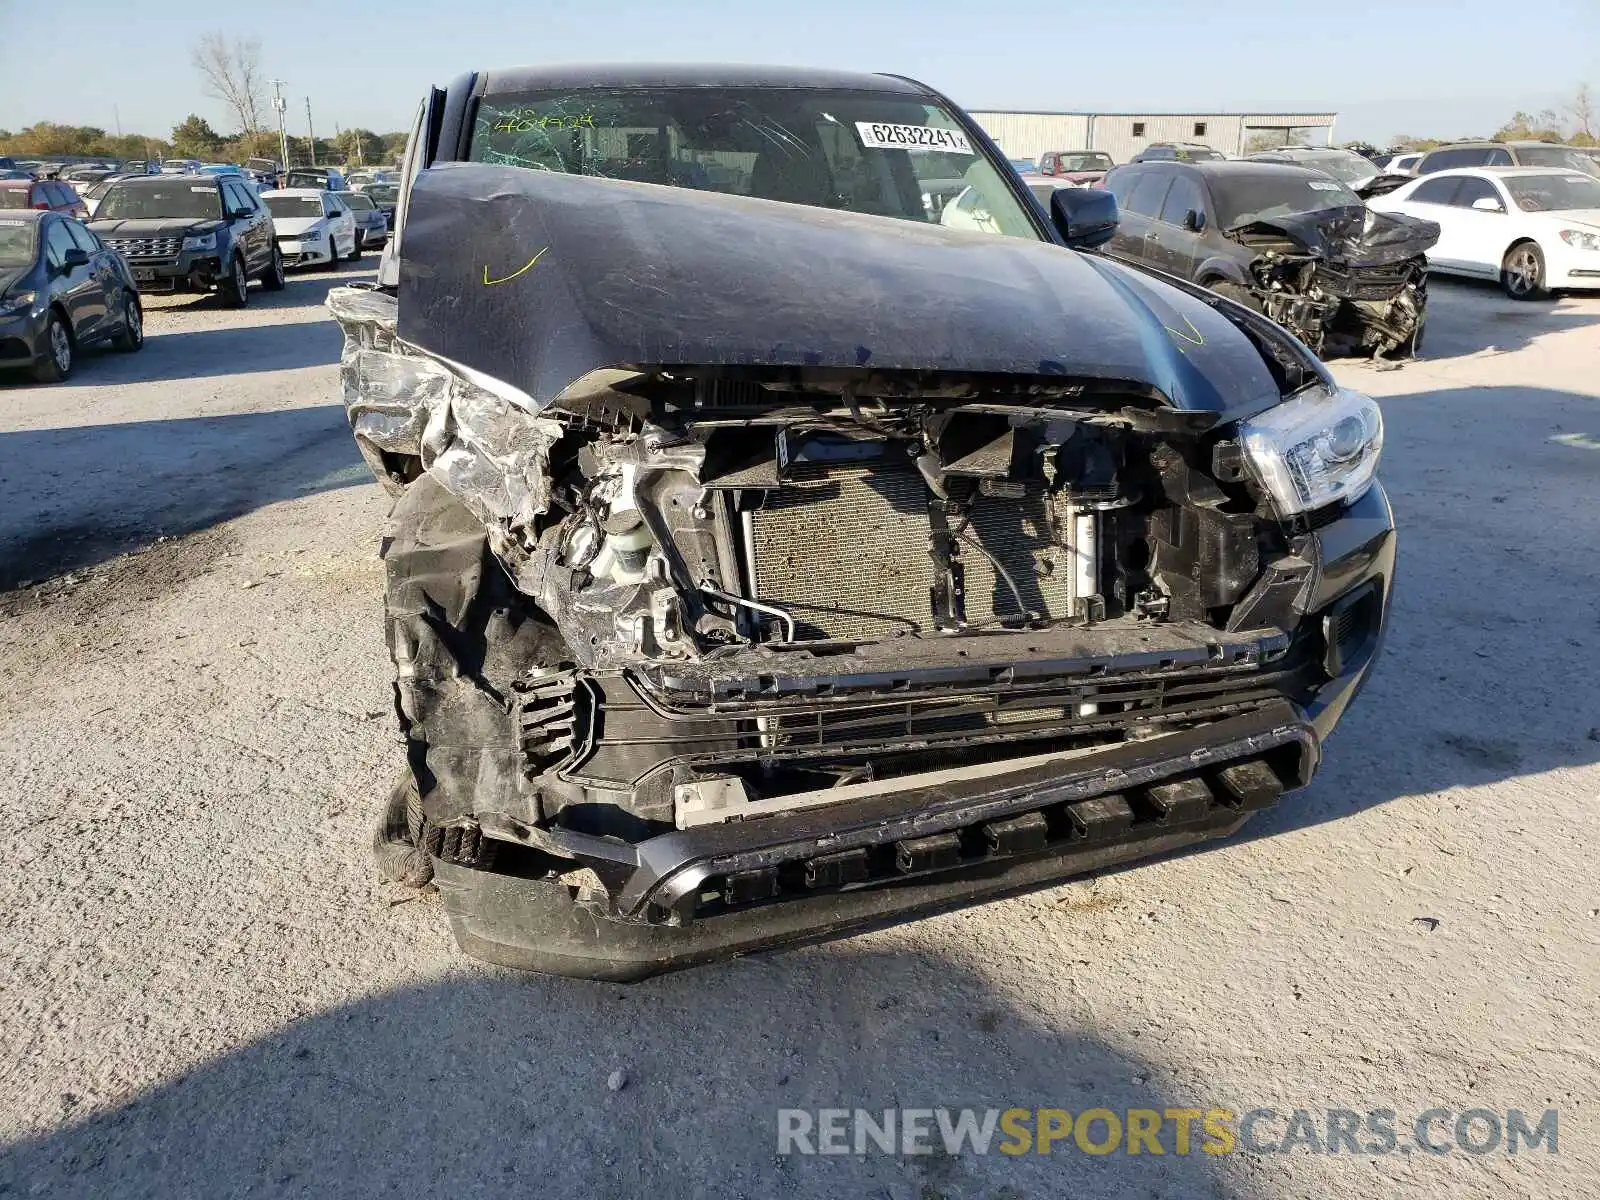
[329, 285, 562, 562]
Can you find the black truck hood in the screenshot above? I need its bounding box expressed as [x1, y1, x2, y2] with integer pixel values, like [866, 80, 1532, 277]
[396, 163, 1288, 419]
[1228, 205, 1440, 268]
[87, 217, 222, 239]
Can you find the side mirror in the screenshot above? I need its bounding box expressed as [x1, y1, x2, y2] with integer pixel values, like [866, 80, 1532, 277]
[60, 247, 89, 269]
[1470, 196, 1504, 213]
[227, 207, 252, 219]
[1184, 208, 1207, 232]
[1049, 186, 1119, 249]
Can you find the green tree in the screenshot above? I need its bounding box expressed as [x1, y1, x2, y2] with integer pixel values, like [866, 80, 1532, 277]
[171, 114, 224, 158]
[1493, 109, 1564, 142]
[379, 131, 410, 163]
[1388, 135, 1444, 152]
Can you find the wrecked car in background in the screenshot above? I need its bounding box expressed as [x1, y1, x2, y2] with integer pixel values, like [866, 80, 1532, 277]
[1103, 159, 1439, 358]
[330, 64, 1395, 980]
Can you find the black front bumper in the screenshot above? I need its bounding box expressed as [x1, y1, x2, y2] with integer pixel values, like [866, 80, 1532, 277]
[436, 702, 1313, 980]
[434, 482, 1395, 981]
[125, 251, 225, 292]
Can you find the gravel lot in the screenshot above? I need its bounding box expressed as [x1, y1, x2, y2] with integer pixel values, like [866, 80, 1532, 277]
[1, 262, 1597, 1200]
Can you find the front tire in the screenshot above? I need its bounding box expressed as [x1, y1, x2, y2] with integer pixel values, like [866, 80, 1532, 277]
[321, 232, 340, 271]
[111, 291, 144, 352]
[1500, 241, 1547, 300]
[32, 312, 74, 382]
[347, 230, 362, 262]
[1206, 278, 1266, 312]
[220, 253, 250, 308]
[260, 243, 286, 292]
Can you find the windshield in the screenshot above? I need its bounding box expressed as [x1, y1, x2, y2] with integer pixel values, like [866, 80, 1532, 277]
[0, 218, 36, 266]
[1212, 173, 1362, 227]
[342, 193, 375, 210]
[265, 196, 326, 219]
[1504, 173, 1600, 212]
[1057, 153, 1113, 172]
[364, 184, 398, 204]
[469, 86, 1040, 241]
[1513, 146, 1595, 172]
[1298, 152, 1377, 184]
[285, 171, 328, 189]
[95, 182, 223, 221]
[1182, 147, 1224, 161]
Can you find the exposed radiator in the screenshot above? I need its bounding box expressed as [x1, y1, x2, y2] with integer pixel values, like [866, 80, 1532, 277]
[748, 466, 1082, 640]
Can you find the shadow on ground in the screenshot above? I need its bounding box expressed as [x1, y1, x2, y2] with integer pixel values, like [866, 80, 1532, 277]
[1230, 382, 1600, 846]
[0, 950, 1247, 1200]
[1416, 280, 1600, 361]
[0, 405, 368, 590]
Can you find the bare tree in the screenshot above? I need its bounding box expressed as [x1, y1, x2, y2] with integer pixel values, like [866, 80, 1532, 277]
[190, 34, 265, 147]
[1568, 83, 1595, 142]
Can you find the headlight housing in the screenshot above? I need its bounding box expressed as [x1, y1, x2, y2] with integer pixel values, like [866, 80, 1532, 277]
[1558, 228, 1600, 251]
[1240, 385, 1383, 517]
[182, 231, 217, 251]
[0, 290, 36, 316]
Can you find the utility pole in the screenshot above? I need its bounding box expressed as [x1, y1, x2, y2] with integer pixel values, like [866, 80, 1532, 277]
[305, 97, 317, 167]
[113, 105, 122, 138]
[334, 120, 342, 165]
[270, 79, 289, 170]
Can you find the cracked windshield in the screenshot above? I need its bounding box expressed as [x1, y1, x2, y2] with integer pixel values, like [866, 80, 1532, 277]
[469, 86, 1038, 238]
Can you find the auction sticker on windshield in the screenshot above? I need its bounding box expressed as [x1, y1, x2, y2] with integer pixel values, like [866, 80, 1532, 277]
[855, 122, 973, 154]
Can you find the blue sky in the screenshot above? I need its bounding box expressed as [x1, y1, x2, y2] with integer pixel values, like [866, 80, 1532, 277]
[2, 0, 1597, 147]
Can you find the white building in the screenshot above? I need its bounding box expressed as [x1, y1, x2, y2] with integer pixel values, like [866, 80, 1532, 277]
[968, 111, 1340, 165]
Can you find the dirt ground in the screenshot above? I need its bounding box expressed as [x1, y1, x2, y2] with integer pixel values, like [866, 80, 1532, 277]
[1, 263, 1596, 1199]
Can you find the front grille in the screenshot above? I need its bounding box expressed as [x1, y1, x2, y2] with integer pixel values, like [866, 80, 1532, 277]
[747, 465, 1079, 640]
[1323, 262, 1412, 301]
[107, 236, 182, 260]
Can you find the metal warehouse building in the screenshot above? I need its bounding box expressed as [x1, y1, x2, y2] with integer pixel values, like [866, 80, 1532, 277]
[968, 111, 1340, 164]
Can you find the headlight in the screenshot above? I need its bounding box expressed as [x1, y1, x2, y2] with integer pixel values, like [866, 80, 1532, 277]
[0, 290, 36, 316]
[1240, 385, 1383, 517]
[182, 232, 217, 251]
[1558, 228, 1600, 251]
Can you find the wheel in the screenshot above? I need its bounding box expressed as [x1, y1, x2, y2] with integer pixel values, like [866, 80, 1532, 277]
[1500, 241, 1547, 300]
[32, 311, 74, 382]
[321, 231, 340, 271]
[220, 253, 250, 308]
[111, 291, 143, 352]
[347, 231, 362, 262]
[260, 243, 286, 292]
[1206, 279, 1264, 312]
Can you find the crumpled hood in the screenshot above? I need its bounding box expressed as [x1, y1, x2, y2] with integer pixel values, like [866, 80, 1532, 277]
[88, 217, 221, 240]
[396, 162, 1288, 419]
[1228, 204, 1440, 267]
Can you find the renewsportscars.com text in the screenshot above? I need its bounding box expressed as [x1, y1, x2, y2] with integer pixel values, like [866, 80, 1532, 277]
[776, 1107, 1558, 1157]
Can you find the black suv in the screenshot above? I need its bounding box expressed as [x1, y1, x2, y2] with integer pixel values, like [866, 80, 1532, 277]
[88, 175, 284, 306]
[1101, 160, 1438, 358]
[334, 63, 1395, 979]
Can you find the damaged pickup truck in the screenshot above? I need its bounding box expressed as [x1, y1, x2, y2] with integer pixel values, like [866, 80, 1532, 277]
[331, 64, 1395, 980]
[1103, 159, 1440, 358]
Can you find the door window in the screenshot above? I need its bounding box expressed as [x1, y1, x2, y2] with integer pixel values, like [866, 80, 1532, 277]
[1158, 174, 1205, 226]
[43, 220, 78, 268]
[1450, 177, 1504, 210]
[1125, 170, 1173, 217]
[1409, 178, 1461, 205]
[1419, 147, 1492, 174]
[64, 220, 100, 254]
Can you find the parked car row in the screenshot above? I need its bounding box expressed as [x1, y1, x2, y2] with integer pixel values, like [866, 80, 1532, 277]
[0, 164, 398, 382]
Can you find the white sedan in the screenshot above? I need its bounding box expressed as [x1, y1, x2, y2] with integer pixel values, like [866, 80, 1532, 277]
[259, 187, 359, 269]
[1367, 167, 1600, 299]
